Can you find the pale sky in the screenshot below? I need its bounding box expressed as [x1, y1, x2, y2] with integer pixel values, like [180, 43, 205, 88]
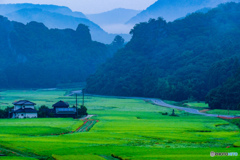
[0, 0, 158, 14]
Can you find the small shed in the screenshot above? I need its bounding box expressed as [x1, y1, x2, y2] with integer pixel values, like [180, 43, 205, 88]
[12, 100, 38, 118]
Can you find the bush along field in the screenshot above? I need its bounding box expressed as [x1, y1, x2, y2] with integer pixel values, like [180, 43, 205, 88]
[0, 90, 239, 159]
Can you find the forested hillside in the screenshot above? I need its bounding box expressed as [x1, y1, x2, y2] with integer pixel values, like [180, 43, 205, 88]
[0, 16, 115, 88]
[86, 2, 240, 109]
[206, 67, 240, 110]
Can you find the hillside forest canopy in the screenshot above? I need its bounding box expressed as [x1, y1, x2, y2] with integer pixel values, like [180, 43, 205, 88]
[0, 16, 123, 88]
[86, 2, 240, 110]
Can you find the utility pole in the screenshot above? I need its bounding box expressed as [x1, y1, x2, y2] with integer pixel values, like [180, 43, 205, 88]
[227, 89, 229, 115]
[76, 93, 78, 117]
[76, 94, 78, 108]
[82, 89, 85, 106]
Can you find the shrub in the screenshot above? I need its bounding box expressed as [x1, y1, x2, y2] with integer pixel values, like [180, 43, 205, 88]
[0, 107, 13, 118]
[77, 105, 88, 116]
[162, 112, 168, 115]
[38, 105, 54, 118]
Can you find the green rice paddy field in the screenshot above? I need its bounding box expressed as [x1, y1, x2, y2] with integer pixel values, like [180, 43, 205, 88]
[0, 90, 239, 160]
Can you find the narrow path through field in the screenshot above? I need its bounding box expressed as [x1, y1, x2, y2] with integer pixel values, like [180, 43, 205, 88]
[69, 115, 99, 133]
[74, 119, 98, 132]
[79, 114, 96, 120]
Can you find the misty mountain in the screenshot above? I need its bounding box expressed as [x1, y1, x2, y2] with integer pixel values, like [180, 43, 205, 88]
[126, 0, 240, 24]
[0, 3, 86, 18]
[1, 3, 131, 44]
[87, 8, 141, 26]
[0, 16, 116, 88]
[86, 2, 240, 109]
[87, 8, 141, 34]
[6, 8, 110, 43]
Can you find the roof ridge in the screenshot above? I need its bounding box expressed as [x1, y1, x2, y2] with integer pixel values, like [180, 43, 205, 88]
[12, 100, 36, 105]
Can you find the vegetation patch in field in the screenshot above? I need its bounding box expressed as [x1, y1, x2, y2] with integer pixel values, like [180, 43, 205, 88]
[53, 154, 105, 160]
[0, 118, 83, 136]
[207, 110, 240, 116]
[185, 102, 209, 108]
[233, 142, 240, 147]
[215, 124, 230, 127]
[188, 130, 212, 133]
[0, 157, 38, 160]
[0, 126, 68, 136]
[111, 153, 129, 160]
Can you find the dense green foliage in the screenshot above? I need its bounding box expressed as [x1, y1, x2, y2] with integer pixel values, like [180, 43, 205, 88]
[0, 107, 13, 118]
[87, 3, 240, 107]
[0, 17, 115, 88]
[77, 105, 88, 117]
[37, 105, 54, 118]
[206, 68, 240, 110]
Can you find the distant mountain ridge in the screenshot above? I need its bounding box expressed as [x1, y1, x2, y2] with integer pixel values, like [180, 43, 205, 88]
[0, 3, 86, 18]
[126, 0, 240, 24]
[6, 8, 99, 29]
[87, 8, 141, 26]
[6, 8, 108, 42]
[0, 3, 131, 44]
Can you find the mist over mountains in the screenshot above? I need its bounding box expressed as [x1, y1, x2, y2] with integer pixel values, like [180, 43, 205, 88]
[0, 3, 131, 44]
[87, 8, 141, 34]
[126, 0, 240, 24]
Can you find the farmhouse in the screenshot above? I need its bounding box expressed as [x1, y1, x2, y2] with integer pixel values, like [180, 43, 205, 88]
[11, 100, 38, 118]
[52, 101, 77, 118]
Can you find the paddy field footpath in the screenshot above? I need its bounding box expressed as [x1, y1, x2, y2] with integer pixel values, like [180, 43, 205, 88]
[0, 90, 239, 159]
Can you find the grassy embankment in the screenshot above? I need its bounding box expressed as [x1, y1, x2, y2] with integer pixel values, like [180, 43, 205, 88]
[0, 90, 239, 159]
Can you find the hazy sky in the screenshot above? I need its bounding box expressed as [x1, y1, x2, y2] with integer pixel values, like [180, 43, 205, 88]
[0, 0, 158, 14]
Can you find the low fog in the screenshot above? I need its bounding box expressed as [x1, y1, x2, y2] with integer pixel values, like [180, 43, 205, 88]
[101, 24, 134, 34]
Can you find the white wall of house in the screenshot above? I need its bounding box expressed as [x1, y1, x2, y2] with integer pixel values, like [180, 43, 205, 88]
[14, 105, 35, 111]
[14, 113, 37, 119]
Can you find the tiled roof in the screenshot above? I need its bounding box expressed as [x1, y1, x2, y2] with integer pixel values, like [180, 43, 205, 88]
[13, 108, 37, 113]
[13, 100, 36, 105]
[52, 101, 69, 108]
